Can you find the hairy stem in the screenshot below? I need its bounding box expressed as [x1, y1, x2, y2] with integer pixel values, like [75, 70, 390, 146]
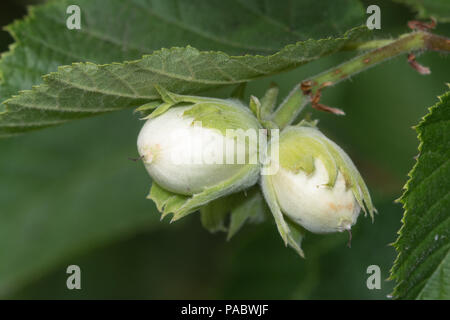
[343, 39, 395, 51]
[271, 31, 450, 129]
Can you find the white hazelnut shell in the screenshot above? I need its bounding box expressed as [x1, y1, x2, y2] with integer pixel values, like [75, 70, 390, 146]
[137, 106, 251, 195]
[271, 158, 360, 233]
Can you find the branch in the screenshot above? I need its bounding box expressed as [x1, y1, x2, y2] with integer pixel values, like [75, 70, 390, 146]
[271, 31, 450, 129]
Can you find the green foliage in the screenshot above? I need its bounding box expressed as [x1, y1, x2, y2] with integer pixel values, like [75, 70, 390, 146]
[395, 0, 450, 22]
[149, 163, 260, 222]
[0, 0, 368, 297]
[391, 90, 450, 299]
[260, 172, 306, 257]
[0, 0, 368, 136]
[200, 186, 267, 239]
[0, 29, 367, 136]
[0, 0, 449, 300]
[0, 0, 365, 102]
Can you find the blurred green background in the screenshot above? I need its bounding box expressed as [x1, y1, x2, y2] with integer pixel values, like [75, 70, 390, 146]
[0, 0, 448, 299]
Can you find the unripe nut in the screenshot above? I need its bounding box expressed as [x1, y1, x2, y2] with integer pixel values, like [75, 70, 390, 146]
[137, 97, 261, 196]
[263, 125, 375, 234]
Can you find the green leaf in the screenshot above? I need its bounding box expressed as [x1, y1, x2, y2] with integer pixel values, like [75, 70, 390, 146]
[148, 164, 260, 222]
[0, 0, 448, 300]
[390, 90, 450, 299]
[260, 174, 305, 257]
[200, 197, 230, 233]
[259, 83, 279, 120]
[199, 186, 266, 238]
[0, 27, 367, 136]
[148, 182, 189, 219]
[395, 0, 450, 22]
[227, 188, 266, 240]
[0, 0, 367, 136]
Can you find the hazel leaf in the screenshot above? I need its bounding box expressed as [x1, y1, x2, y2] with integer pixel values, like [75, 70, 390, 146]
[0, 17, 368, 136]
[390, 90, 450, 299]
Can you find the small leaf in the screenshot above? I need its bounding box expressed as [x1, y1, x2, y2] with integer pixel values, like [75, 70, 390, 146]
[199, 187, 266, 236]
[261, 174, 305, 257]
[227, 188, 266, 240]
[390, 90, 450, 299]
[260, 83, 279, 120]
[148, 182, 189, 220]
[249, 95, 262, 120]
[0, 0, 367, 109]
[285, 217, 306, 255]
[148, 164, 260, 222]
[200, 197, 231, 233]
[134, 101, 161, 113]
